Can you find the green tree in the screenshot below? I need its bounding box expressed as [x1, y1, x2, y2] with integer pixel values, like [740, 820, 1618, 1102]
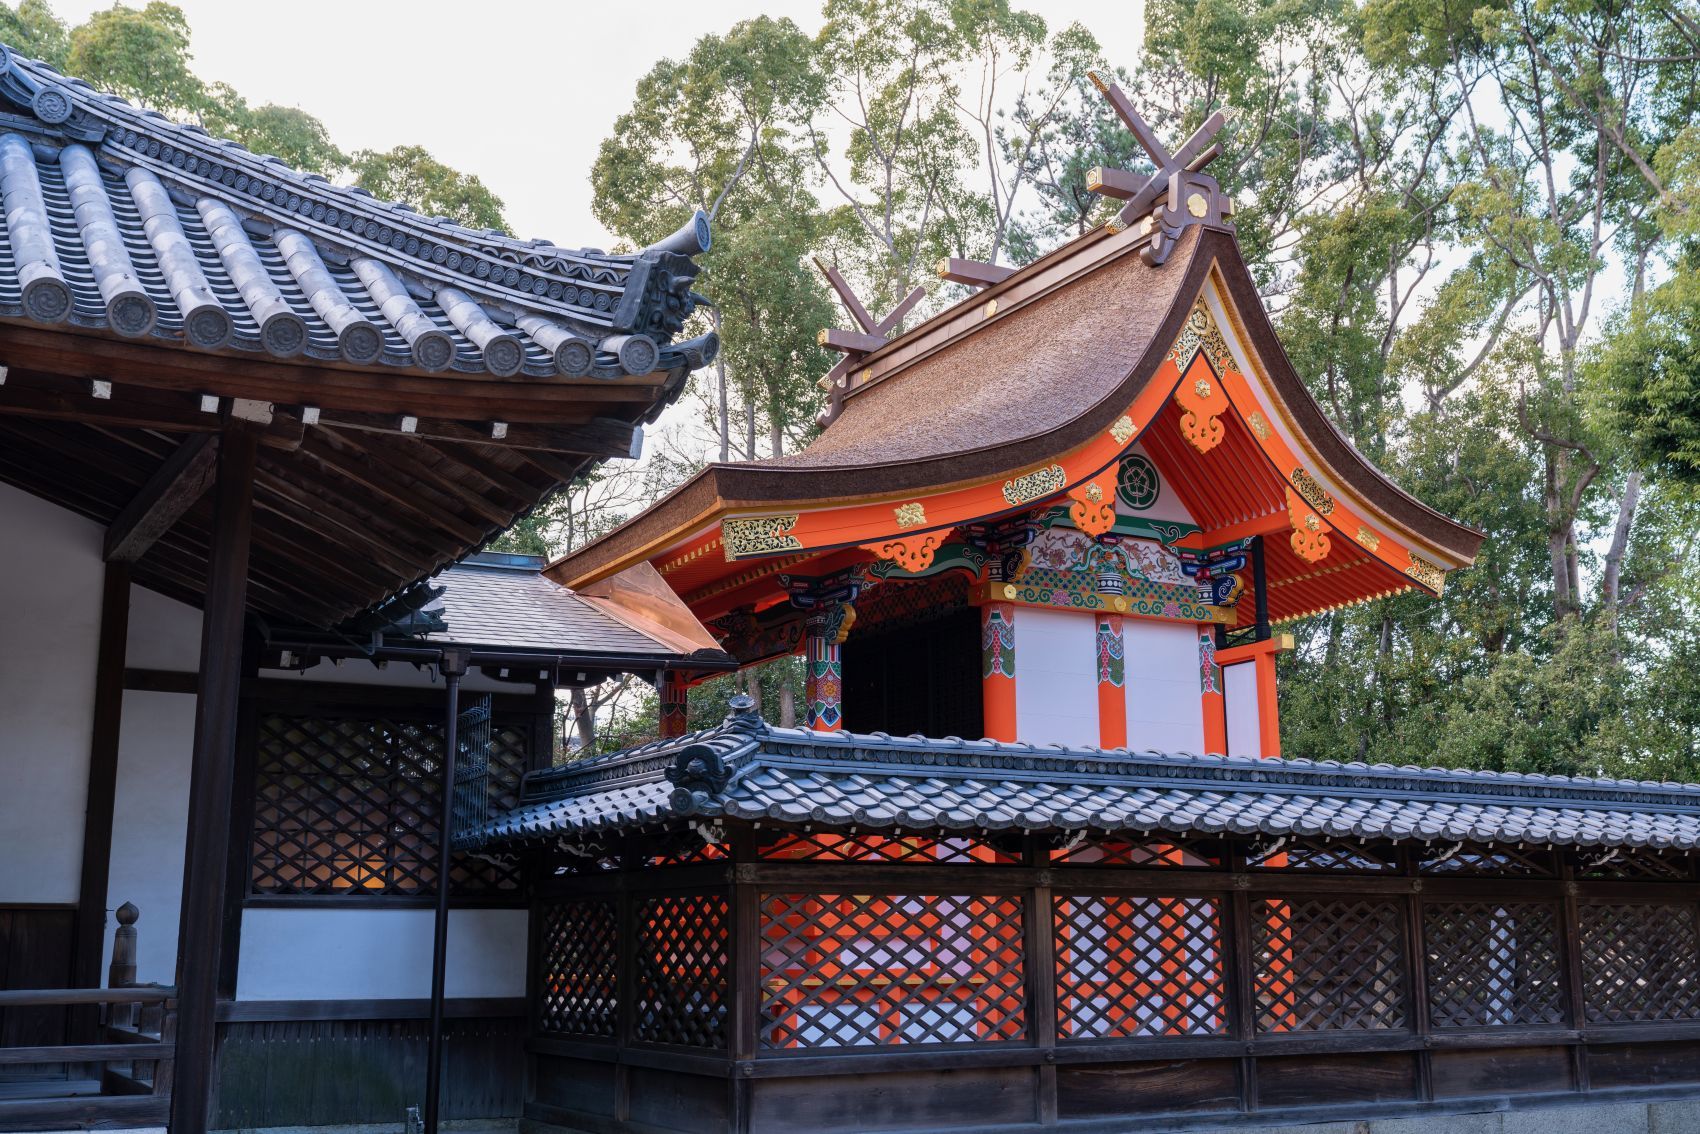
[0, 0, 67, 67]
[350, 145, 508, 230]
[66, 1, 203, 112]
[201, 85, 347, 175]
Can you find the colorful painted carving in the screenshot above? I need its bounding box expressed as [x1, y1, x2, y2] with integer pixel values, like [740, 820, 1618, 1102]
[1096, 615, 1126, 687]
[1175, 355, 1229, 453]
[1115, 453, 1161, 510]
[981, 606, 1016, 680]
[1287, 486, 1332, 564]
[1290, 467, 1336, 516]
[1198, 632, 1222, 695]
[1177, 539, 1252, 606]
[722, 513, 803, 559]
[893, 501, 927, 528]
[867, 532, 941, 573]
[1002, 463, 1067, 506]
[1067, 470, 1118, 537]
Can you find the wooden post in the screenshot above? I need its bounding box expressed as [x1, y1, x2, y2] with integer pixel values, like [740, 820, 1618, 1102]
[168, 429, 255, 1134]
[425, 647, 470, 1134]
[74, 560, 129, 1032]
[981, 602, 1016, 742]
[107, 901, 138, 1030]
[803, 606, 851, 731]
[1095, 614, 1126, 748]
[1250, 536, 1271, 641]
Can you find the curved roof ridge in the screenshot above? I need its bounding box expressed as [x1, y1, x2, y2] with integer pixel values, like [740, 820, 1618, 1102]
[0, 42, 716, 377]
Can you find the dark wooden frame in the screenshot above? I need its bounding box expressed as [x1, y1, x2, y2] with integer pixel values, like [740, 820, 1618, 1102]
[521, 829, 1700, 1134]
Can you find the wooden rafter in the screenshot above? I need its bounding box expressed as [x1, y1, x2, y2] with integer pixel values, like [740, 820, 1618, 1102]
[104, 433, 218, 563]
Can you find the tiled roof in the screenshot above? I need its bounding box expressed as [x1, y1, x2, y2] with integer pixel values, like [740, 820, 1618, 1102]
[426, 557, 689, 656]
[0, 44, 713, 376]
[479, 697, 1700, 851]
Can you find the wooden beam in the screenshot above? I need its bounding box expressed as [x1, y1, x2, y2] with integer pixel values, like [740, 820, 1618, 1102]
[1084, 165, 1150, 201]
[935, 258, 1015, 289]
[0, 373, 303, 448]
[817, 327, 888, 355]
[168, 427, 257, 1134]
[104, 434, 217, 563]
[812, 258, 879, 334]
[315, 410, 637, 457]
[874, 286, 927, 335]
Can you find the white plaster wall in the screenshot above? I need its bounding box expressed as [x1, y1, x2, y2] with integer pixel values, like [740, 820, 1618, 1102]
[0, 481, 102, 904]
[1014, 608, 1098, 747]
[235, 907, 528, 1000]
[103, 689, 195, 984]
[126, 586, 202, 673]
[1224, 662, 1262, 758]
[1123, 620, 1206, 753]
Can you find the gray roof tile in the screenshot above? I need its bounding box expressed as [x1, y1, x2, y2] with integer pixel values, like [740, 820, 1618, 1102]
[478, 699, 1700, 854]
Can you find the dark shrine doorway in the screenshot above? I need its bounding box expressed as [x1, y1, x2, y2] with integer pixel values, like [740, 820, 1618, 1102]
[842, 574, 982, 739]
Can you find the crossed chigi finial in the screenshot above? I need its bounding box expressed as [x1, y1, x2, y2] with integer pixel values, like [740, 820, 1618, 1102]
[1086, 71, 1232, 265]
[811, 78, 1230, 424]
[812, 258, 926, 425]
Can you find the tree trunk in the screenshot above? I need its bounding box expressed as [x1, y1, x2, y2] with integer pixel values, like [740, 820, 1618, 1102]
[778, 678, 795, 728]
[770, 413, 784, 459]
[1545, 450, 1575, 618]
[569, 686, 595, 752]
[1601, 469, 1641, 630]
[711, 307, 730, 462]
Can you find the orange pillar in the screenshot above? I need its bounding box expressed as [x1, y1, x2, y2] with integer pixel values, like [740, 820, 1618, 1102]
[1198, 630, 1226, 755]
[1253, 647, 1281, 758]
[981, 602, 1016, 742]
[1096, 614, 1126, 748]
[659, 672, 689, 738]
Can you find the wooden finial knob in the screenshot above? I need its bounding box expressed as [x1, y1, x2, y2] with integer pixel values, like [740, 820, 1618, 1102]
[116, 901, 139, 926]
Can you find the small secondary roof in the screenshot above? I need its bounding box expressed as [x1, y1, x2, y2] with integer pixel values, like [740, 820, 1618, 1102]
[477, 697, 1700, 853]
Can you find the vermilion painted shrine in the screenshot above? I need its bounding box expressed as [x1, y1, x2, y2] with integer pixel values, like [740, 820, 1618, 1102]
[0, 40, 1697, 1134]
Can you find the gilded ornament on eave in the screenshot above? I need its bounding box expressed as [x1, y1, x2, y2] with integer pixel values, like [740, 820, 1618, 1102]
[722, 514, 804, 559]
[1002, 463, 1067, 506]
[894, 501, 927, 528]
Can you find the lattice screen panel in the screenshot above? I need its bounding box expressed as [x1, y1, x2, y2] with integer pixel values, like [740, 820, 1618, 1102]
[1418, 844, 1558, 877]
[1247, 836, 1400, 872]
[759, 832, 1020, 865]
[1253, 897, 1407, 1032]
[250, 714, 527, 896]
[1054, 895, 1226, 1038]
[1577, 849, 1693, 882]
[1049, 835, 1221, 868]
[1580, 902, 1700, 1023]
[634, 893, 730, 1048]
[537, 898, 618, 1038]
[1424, 902, 1565, 1027]
[760, 892, 1026, 1048]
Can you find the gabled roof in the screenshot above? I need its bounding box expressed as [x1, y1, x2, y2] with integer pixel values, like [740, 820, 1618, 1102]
[0, 44, 710, 376]
[420, 552, 732, 666]
[0, 44, 716, 627]
[478, 698, 1700, 853]
[547, 222, 1480, 605]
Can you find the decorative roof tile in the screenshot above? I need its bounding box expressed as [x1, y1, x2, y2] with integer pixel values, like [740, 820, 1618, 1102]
[0, 44, 716, 377]
[478, 699, 1700, 853]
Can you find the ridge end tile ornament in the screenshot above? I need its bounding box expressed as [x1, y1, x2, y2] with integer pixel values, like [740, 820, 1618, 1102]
[1085, 71, 1232, 266]
[722, 514, 803, 560]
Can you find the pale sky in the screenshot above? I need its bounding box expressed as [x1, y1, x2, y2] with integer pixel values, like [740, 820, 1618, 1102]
[48, 1, 1148, 249]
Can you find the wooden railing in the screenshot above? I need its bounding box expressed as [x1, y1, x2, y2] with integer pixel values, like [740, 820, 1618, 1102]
[0, 901, 176, 1131]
